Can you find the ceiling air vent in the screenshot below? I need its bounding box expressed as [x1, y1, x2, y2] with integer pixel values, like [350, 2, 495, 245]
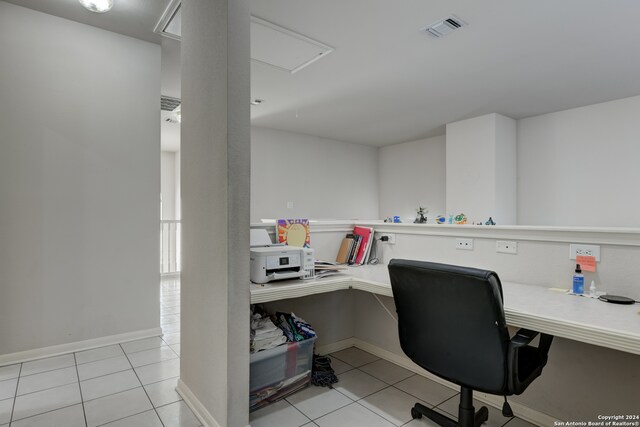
[425, 15, 466, 38]
[161, 96, 181, 112]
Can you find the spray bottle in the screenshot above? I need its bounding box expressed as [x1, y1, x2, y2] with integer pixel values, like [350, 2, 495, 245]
[572, 264, 584, 295]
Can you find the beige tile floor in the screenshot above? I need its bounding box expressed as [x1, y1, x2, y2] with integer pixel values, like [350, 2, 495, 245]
[0, 278, 537, 426]
[250, 343, 537, 427]
[0, 277, 196, 427]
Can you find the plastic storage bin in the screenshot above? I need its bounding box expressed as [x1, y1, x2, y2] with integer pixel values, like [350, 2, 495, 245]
[250, 336, 316, 410]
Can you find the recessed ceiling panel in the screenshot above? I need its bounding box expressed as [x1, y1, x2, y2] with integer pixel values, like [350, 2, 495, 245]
[154, 0, 181, 40]
[251, 16, 333, 74]
[164, 6, 181, 38]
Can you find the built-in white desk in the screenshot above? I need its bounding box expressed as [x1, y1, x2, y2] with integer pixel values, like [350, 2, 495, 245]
[251, 264, 640, 356]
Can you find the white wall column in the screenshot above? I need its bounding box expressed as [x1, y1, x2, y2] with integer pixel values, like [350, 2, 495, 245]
[178, 0, 250, 426]
[446, 113, 517, 224]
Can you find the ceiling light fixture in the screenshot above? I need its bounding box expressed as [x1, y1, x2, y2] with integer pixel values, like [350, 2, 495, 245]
[79, 0, 114, 13]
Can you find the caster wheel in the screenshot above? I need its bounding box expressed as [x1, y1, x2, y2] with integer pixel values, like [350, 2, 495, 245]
[411, 408, 422, 419]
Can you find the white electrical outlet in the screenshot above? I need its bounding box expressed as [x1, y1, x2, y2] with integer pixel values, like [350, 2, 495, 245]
[286, 201, 294, 209]
[496, 240, 518, 254]
[378, 233, 396, 244]
[455, 238, 473, 250]
[569, 244, 601, 261]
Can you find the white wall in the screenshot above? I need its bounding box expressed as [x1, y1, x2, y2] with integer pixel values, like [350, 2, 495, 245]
[446, 113, 517, 224]
[0, 2, 160, 355]
[378, 136, 446, 222]
[161, 151, 176, 220]
[518, 95, 640, 227]
[251, 127, 379, 222]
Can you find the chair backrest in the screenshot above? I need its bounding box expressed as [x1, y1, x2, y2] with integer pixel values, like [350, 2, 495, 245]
[388, 259, 510, 393]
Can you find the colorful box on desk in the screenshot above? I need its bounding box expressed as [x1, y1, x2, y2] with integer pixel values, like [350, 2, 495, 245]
[249, 336, 316, 411]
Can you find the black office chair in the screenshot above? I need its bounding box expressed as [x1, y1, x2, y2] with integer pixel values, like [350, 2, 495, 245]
[388, 259, 553, 427]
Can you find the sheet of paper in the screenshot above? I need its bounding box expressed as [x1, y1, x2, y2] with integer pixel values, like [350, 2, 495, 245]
[576, 255, 597, 272]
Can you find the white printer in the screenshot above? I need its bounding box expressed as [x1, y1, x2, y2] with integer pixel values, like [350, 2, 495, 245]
[250, 246, 315, 284]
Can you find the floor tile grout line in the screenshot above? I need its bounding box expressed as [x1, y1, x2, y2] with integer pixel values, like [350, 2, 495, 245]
[8, 363, 22, 425]
[337, 368, 457, 413]
[330, 381, 392, 406]
[308, 398, 387, 425]
[14, 378, 80, 400]
[18, 362, 77, 379]
[9, 402, 83, 425]
[118, 344, 166, 427]
[358, 367, 416, 387]
[150, 394, 184, 410]
[93, 408, 155, 427]
[285, 388, 354, 422]
[79, 374, 181, 405]
[389, 382, 459, 411]
[354, 399, 405, 426]
[72, 353, 89, 427]
[434, 393, 460, 410]
[350, 357, 382, 370]
[79, 367, 133, 384]
[14, 340, 169, 378]
[81, 385, 140, 405]
[77, 346, 175, 373]
[285, 399, 314, 425]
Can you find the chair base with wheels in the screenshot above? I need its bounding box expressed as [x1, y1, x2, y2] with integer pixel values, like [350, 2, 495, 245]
[410, 388, 488, 427]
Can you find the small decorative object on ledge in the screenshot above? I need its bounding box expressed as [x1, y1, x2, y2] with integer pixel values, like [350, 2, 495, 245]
[414, 206, 428, 224]
[384, 216, 393, 223]
[454, 213, 467, 225]
[485, 217, 496, 225]
[393, 216, 402, 223]
[448, 214, 454, 224]
[436, 215, 446, 224]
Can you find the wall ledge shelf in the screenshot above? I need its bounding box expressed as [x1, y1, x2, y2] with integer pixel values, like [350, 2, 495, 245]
[250, 220, 640, 246]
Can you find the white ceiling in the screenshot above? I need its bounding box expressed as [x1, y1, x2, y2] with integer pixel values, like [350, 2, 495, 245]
[3, 0, 171, 44]
[9, 0, 640, 148]
[249, 0, 640, 146]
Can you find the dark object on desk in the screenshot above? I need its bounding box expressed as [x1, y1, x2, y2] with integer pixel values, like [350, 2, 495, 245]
[388, 259, 553, 427]
[598, 294, 636, 305]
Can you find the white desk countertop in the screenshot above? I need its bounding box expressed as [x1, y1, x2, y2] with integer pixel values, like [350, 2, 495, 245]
[250, 264, 640, 356]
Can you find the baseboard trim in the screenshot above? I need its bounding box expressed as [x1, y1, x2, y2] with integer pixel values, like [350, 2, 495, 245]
[176, 379, 222, 427]
[322, 337, 558, 427]
[0, 327, 163, 366]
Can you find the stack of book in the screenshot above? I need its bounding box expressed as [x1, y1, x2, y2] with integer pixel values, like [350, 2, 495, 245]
[313, 261, 347, 278]
[335, 226, 374, 265]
